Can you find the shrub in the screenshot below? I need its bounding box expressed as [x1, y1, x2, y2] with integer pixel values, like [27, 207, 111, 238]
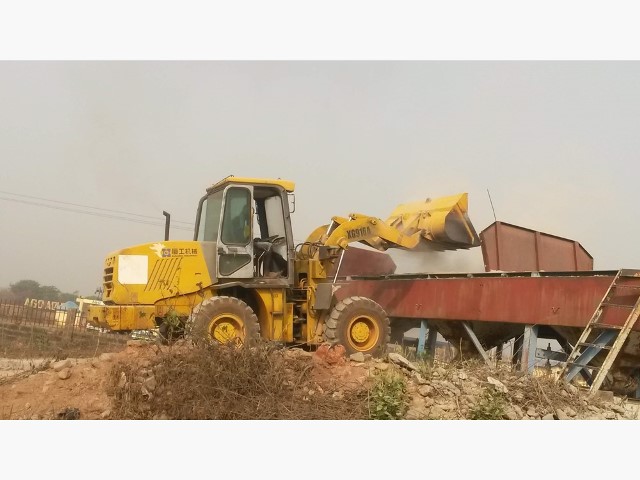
[469, 388, 507, 420]
[369, 371, 408, 420]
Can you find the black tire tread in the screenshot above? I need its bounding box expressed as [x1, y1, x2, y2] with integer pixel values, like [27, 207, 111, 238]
[189, 295, 260, 344]
[323, 295, 390, 356]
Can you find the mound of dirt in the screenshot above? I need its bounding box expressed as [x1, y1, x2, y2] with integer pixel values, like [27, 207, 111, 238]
[0, 341, 638, 420]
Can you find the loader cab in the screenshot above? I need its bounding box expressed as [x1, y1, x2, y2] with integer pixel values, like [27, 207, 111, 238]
[194, 177, 295, 285]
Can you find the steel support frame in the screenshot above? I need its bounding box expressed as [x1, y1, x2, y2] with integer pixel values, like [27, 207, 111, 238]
[461, 321, 492, 366]
[564, 329, 618, 383]
[416, 320, 438, 362]
[520, 325, 539, 374]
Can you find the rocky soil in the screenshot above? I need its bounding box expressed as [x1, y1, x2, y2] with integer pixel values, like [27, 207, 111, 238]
[0, 341, 638, 420]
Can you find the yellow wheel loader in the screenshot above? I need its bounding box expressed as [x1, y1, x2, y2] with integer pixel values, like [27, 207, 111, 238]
[89, 176, 480, 356]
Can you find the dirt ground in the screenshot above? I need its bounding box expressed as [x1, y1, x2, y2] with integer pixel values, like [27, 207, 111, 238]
[1, 340, 639, 420]
[0, 356, 114, 419]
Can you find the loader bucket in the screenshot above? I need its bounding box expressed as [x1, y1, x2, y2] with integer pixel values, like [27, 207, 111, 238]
[386, 193, 480, 250]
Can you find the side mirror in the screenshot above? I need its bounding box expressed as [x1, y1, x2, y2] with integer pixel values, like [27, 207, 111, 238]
[288, 193, 296, 213]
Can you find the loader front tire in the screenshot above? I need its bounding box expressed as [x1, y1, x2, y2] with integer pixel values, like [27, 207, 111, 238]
[323, 296, 390, 357]
[190, 296, 260, 346]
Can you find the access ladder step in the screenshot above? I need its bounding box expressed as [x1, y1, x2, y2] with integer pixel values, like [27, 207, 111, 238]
[601, 302, 635, 309]
[577, 342, 612, 350]
[566, 363, 601, 370]
[591, 324, 625, 330]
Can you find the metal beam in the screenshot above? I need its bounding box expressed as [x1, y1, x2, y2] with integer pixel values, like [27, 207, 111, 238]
[461, 321, 492, 366]
[536, 348, 568, 363]
[565, 329, 617, 383]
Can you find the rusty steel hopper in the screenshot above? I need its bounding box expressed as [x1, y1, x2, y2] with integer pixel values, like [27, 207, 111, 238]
[480, 221, 594, 272]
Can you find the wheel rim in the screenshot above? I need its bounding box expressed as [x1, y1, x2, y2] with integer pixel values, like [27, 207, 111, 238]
[346, 314, 380, 352]
[208, 313, 244, 344]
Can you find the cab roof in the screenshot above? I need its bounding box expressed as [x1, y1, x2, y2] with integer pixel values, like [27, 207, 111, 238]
[207, 176, 295, 193]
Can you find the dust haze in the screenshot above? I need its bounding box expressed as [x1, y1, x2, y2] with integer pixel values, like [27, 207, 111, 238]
[1, 62, 639, 295]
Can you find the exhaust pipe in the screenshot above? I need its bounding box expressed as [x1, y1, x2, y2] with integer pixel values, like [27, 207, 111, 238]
[163, 211, 170, 241]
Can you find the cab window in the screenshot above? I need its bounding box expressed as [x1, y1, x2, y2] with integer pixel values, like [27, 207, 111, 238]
[221, 187, 251, 245]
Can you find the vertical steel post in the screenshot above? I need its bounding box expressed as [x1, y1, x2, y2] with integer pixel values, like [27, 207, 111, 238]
[416, 319, 427, 355]
[521, 325, 539, 374]
[426, 324, 438, 363]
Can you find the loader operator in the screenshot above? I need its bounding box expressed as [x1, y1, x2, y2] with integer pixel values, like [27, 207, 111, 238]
[227, 203, 251, 245]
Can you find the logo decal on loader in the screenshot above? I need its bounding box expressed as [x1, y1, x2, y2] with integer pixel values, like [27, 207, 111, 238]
[346, 226, 372, 239]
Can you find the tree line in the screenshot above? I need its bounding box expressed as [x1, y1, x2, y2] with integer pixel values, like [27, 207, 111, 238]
[0, 279, 99, 303]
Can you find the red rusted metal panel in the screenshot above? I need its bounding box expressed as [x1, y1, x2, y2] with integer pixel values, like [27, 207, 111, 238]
[335, 271, 640, 331]
[480, 221, 593, 272]
[327, 247, 396, 277]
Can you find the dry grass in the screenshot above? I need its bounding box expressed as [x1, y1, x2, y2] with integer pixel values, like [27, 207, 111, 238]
[108, 341, 369, 420]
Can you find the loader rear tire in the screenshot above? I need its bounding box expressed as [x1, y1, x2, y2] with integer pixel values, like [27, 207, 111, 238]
[190, 296, 260, 346]
[323, 296, 390, 357]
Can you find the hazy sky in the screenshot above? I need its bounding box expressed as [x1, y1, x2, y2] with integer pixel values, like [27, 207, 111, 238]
[1, 61, 639, 295]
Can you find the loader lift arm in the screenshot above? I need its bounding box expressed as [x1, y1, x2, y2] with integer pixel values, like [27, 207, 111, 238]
[300, 192, 480, 268]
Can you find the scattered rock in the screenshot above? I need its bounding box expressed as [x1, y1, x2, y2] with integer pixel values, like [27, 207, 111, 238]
[513, 405, 524, 418]
[588, 405, 600, 413]
[542, 413, 555, 420]
[604, 411, 616, 420]
[613, 396, 623, 405]
[387, 353, 418, 371]
[487, 376, 508, 394]
[412, 372, 428, 384]
[610, 404, 626, 415]
[440, 380, 461, 396]
[423, 397, 435, 407]
[565, 384, 579, 396]
[527, 407, 538, 417]
[144, 376, 157, 391]
[405, 408, 428, 420]
[458, 371, 468, 380]
[418, 385, 434, 397]
[564, 407, 577, 417]
[52, 359, 72, 372]
[503, 409, 519, 420]
[429, 406, 446, 418]
[435, 366, 447, 377]
[100, 410, 111, 419]
[314, 344, 346, 365]
[57, 368, 72, 380]
[373, 363, 389, 371]
[556, 409, 570, 420]
[349, 352, 365, 363]
[594, 390, 614, 402]
[42, 385, 49, 394]
[99, 353, 114, 362]
[57, 408, 80, 420]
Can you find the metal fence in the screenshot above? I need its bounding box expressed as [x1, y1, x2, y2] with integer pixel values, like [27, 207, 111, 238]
[0, 298, 130, 358]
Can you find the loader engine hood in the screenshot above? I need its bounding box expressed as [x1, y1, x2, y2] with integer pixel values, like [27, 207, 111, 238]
[100, 240, 217, 305]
